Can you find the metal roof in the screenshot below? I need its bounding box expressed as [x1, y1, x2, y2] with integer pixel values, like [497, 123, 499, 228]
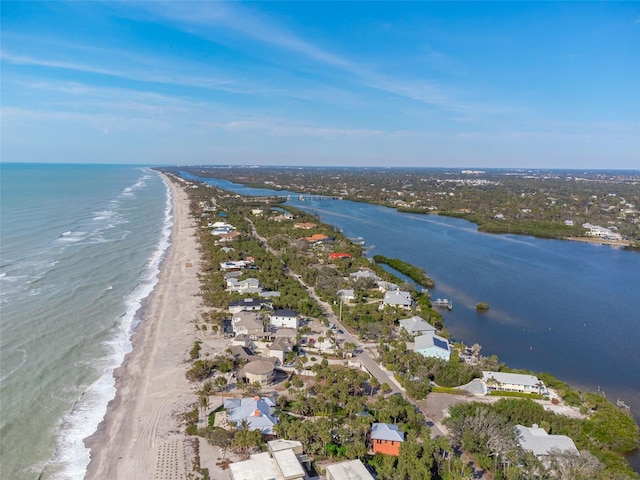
[371, 423, 405, 442]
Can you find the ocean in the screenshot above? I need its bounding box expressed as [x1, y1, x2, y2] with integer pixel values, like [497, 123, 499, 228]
[0, 163, 171, 480]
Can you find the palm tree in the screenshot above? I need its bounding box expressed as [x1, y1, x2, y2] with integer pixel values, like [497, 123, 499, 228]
[214, 376, 228, 404]
[199, 394, 209, 423]
[369, 377, 379, 396]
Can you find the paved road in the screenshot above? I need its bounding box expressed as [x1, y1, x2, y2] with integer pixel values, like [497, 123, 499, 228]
[246, 218, 444, 438]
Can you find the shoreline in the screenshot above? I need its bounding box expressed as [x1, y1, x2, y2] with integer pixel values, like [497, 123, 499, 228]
[83, 175, 203, 479]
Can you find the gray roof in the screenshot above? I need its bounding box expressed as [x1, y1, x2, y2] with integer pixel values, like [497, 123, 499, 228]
[383, 290, 412, 306]
[243, 358, 276, 375]
[229, 298, 269, 308]
[414, 332, 450, 353]
[399, 316, 436, 334]
[371, 423, 405, 442]
[516, 424, 579, 457]
[325, 459, 375, 480]
[350, 270, 380, 281]
[482, 371, 543, 388]
[272, 448, 305, 479]
[224, 396, 277, 434]
[229, 452, 280, 480]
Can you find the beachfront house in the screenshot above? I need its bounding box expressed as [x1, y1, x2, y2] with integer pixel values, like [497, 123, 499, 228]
[269, 308, 299, 329]
[325, 459, 375, 480]
[370, 423, 405, 456]
[239, 358, 277, 385]
[229, 440, 306, 480]
[220, 260, 249, 271]
[414, 332, 451, 361]
[228, 298, 271, 314]
[399, 316, 436, 336]
[226, 277, 262, 294]
[381, 290, 413, 310]
[515, 424, 579, 459]
[481, 371, 548, 395]
[217, 231, 241, 243]
[224, 396, 278, 434]
[231, 312, 264, 338]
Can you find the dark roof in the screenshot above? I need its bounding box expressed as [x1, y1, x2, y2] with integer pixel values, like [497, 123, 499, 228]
[433, 337, 449, 351]
[272, 308, 298, 317]
[229, 298, 267, 307]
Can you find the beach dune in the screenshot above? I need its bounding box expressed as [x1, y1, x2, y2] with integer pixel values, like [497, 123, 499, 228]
[84, 176, 202, 479]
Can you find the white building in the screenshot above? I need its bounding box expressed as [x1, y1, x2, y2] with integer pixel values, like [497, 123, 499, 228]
[516, 424, 579, 458]
[399, 316, 436, 336]
[482, 371, 547, 395]
[229, 440, 307, 480]
[381, 290, 413, 310]
[270, 308, 299, 329]
[325, 459, 374, 480]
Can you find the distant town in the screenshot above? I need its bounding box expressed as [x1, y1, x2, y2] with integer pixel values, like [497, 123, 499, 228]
[160, 170, 640, 480]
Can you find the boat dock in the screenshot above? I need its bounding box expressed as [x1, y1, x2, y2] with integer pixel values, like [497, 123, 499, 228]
[432, 298, 453, 310]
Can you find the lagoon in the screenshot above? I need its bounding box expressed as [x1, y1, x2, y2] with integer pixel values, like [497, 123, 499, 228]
[182, 172, 640, 465]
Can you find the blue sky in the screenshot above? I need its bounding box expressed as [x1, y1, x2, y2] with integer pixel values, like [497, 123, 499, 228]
[1, 1, 639, 168]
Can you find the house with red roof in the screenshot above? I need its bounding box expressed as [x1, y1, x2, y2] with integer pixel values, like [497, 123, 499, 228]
[329, 252, 352, 260]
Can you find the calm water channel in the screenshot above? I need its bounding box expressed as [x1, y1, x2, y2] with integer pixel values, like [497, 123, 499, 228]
[183, 172, 640, 465]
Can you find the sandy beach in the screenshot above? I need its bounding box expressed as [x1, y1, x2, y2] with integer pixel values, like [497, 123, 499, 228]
[84, 175, 203, 479]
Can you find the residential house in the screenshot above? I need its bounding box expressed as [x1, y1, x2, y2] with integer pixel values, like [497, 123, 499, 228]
[228, 298, 271, 314]
[224, 396, 278, 434]
[268, 337, 294, 366]
[325, 459, 374, 480]
[293, 222, 317, 229]
[239, 358, 277, 385]
[381, 290, 413, 310]
[481, 371, 547, 395]
[377, 281, 398, 292]
[515, 424, 579, 458]
[371, 423, 405, 456]
[349, 270, 381, 282]
[220, 260, 249, 271]
[229, 440, 306, 480]
[228, 345, 255, 362]
[329, 252, 352, 260]
[337, 289, 356, 302]
[414, 332, 451, 361]
[259, 290, 282, 299]
[270, 212, 294, 222]
[305, 233, 331, 243]
[226, 277, 262, 294]
[230, 334, 255, 351]
[231, 312, 264, 338]
[218, 231, 241, 243]
[399, 316, 436, 336]
[270, 308, 299, 329]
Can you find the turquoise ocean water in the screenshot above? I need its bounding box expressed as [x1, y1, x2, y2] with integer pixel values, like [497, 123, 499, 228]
[0, 164, 171, 479]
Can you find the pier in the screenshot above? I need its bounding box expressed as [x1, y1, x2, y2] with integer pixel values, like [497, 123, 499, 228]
[432, 298, 453, 310]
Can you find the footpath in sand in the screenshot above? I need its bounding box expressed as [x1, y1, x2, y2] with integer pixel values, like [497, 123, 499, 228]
[85, 176, 204, 480]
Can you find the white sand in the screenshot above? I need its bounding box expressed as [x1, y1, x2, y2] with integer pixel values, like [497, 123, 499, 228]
[85, 176, 204, 479]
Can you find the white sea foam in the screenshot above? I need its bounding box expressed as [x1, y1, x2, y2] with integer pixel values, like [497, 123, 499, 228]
[48, 171, 173, 480]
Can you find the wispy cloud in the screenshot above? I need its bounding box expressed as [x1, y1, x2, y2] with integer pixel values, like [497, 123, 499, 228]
[134, 2, 510, 117]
